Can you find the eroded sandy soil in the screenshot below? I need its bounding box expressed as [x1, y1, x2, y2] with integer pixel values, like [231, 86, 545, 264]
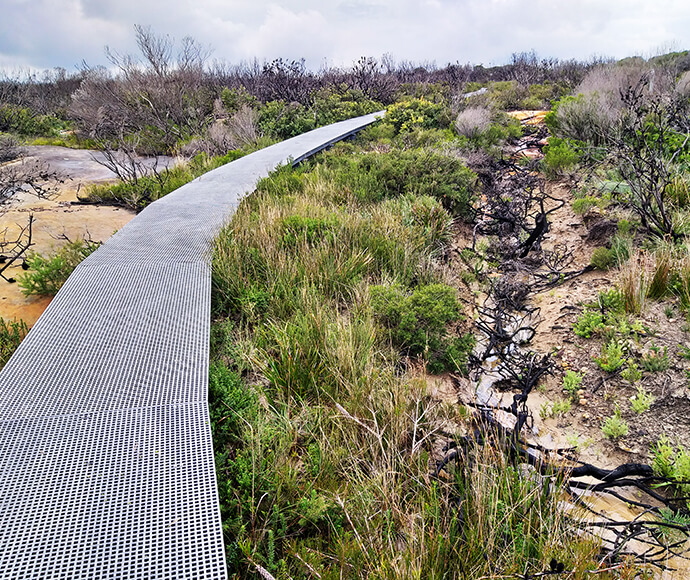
[0, 147, 136, 325]
[428, 116, 690, 574]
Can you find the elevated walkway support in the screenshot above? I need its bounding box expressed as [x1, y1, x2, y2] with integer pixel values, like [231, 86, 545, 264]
[0, 112, 382, 579]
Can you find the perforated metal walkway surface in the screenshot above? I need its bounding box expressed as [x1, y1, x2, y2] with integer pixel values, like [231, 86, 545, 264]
[0, 112, 382, 579]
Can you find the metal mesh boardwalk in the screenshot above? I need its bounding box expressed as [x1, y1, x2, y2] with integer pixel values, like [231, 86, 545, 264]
[0, 112, 382, 579]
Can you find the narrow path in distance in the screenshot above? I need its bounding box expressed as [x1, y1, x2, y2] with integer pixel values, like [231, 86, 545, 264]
[0, 112, 382, 579]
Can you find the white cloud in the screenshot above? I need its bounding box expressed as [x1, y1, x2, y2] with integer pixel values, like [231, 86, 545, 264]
[236, 4, 333, 65]
[2, 0, 690, 72]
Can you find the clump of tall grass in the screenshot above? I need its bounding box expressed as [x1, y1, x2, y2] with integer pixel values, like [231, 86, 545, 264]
[618, 251, 651, 315]
[676, 247, 690, 314]
[0, 317, 28, 369]
[210, 354, 606, 578]
[617, 244, 683, 315]
[647, 244, 673, 300]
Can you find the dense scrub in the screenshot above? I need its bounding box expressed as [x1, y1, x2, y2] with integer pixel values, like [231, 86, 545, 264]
[208, 124, 627, 578]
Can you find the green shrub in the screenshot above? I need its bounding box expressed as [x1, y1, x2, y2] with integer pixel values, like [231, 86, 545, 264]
[621, 361, 642, 383]
[571, 195, 599, 215]
[385, 97, 450, 134]
[652, 437, 690, 502]
[630, 386, 654, 413]
[280, 215, 338, 248]
[590, 247, 616, 271]
[323, 149, 477, 220]
[641, 343, 670, 372]
[312, 87, 383, 127]
[19, 239, 100, 296]
[589, 234, 632, 271]
[370, 283, 473, 374]
[256, 163, 306, 198]
[487, 81, 525, 110]
[258, 100, 316, 140]
[0, 317, 28, 369]
[0, 104, 67, 137]
[597, 288, 625, 312]
[220, 87, 258, 114]
[209, 362, 258, 447]
[601, 407, 629, 439]
[525, 82, 569, 109]
[573, 309, 605, 338]
[542, 137, 580, 176]
[562, 370, 584, 401]
[594, 339, 625, 372]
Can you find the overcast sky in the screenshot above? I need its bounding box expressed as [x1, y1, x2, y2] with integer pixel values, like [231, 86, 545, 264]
[1, 0, 689, 73]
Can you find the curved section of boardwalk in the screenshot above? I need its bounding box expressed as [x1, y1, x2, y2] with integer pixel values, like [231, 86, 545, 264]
[0, 112, 382, 579]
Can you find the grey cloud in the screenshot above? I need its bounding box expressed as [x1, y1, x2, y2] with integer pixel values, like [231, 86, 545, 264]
[2, 0, 690, 72]
[336, 0, 387, 19]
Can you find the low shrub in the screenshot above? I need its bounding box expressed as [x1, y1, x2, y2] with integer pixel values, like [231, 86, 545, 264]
[323, 149, 477, 220]
[370, 282, 473, 373]
[487, 81, 526, 110]
[219, 86, 258, 114]
[542, 137, 581, 176]
[641, 343, 670, 372]
[0, 104, 67, 137]
[590, 247, 616, 271]
[621, 361, 642, 383]
[385, 97, 450, 134]
[630, 386, 655, 413]
[653, 437, 690, 504]
[257, 100, 315, 140]
[455, 107, 492, 139]
[312, 87, 383, 127]
[601, 407, 629, 439]
[19, 239, 100, 296]
[573, 309, 605, 338]
[280, 215, 338, 248]
[545, 93, 615, 147]
[562, 370, 584, 401]
[256, 163, 306, 198]
[571, 195, 599, 215]
[594, 339, 625, 372]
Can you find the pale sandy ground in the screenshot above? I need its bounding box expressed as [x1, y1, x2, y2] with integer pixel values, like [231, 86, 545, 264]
[0, 147, 136, 326]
